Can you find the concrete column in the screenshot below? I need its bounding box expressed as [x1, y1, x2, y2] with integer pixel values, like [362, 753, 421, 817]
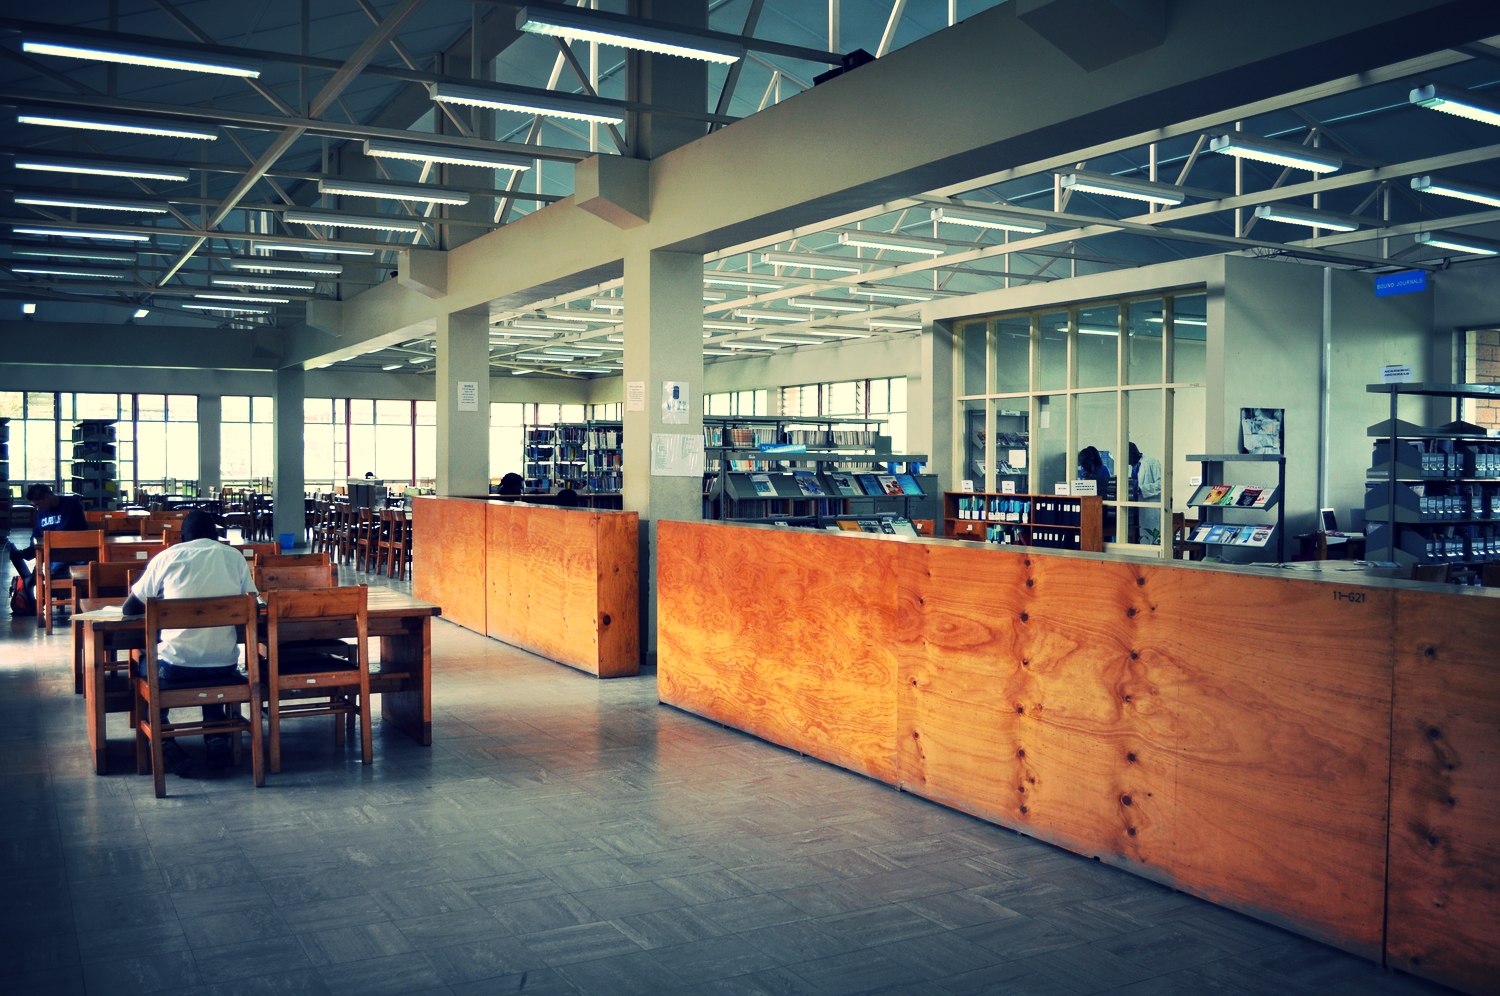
[914, 322, 954, 492]
[197, 394, 221, 494]
[435, 310, 490, 495]
[622, 247, 704, 656]
[272, 367, 305, 548]
[627, 0, 708, 159]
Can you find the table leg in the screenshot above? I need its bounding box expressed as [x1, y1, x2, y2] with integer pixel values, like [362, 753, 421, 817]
[87, 623, 108, 776]
[379, 616, 431, 745]
[73, 617, 85, 696]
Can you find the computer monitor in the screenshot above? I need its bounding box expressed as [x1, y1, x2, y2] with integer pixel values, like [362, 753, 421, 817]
[1320, 508, 1338, 532]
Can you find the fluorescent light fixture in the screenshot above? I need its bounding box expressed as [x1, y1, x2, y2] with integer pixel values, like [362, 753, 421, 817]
[538, 312, 596, 322]
[14, 156, 189, 182]
[722, 342, 780, 351]
[13, 193, 166, 214]
[1077, 326, 1118, 336]
[517, 5, 745, 63]
[1410, 174, 1500, 208]
[545, 351, 603, 359]
[705, 276, 784, 290]
[838, 231, 946, 256]
[516, 354, 556, 362]
[22, 303, 37, 314]
[318, 177, 469, 206]
[1252, 203, 1359, 232]
[16, 107, 218, 140]
[511, 369, 534, 375]
[868, 318, 923, 331]
[194, 293, 289, 304]
[181, 303, 271, 314]
[9, 247, 136, 262]
[133, 308, 150, 318]
[23, 32, 262, 77]
[490, 330, 554, 339]
[848, 289, 932, 302]
[284, 209, 423, 234]
[801, 329, 870, 338]
[431, 81, 625, 125]
[251, 243, 375, 256]
[787, 298, 867, 313]
[212, 276, 316, 291]
[760, 336, 826, 345]
[12, 266, 131, 279]
[1146, 316, 1207, 326]
[929, 206, 1045, 233]
[381, 363, 403, 371]
[409, 356, 433, 364]
[703, 349, 736, 356]
[363, 138, 532, 171]
[703, 321, 748, 331]
[512, 320, 583, 331]
[562, 367, 613, 374]
[759, 251, 865, 272]
[592, 299, 625, 311]
[1059, 170, 1186, 206]
[733, 310, 805, 323]
[607, 334, 624, 342]
[1409, 84, 1500, 128]
[228, 260, 342, 276]
[1207, 133, 1342, 173]
[11, 225, 148, 242]
[1415, 231, 1500, 256]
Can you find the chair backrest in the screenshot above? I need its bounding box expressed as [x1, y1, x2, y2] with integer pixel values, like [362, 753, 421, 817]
[43, 529, 105, 563]
[150, 510, 187, 521]
[103, 541, 164, 564]
[256, 563, 338, 590]
[266, 586, 369, 672]
[85, 510, 106, 523]
[1411, 563, 1452, 584]
[144, 593, 260, 691]
[255, 552, 330, 571]
[103, 516, 140, 535]
[140, 519, 169, 537]
[162, 525, 182, 546]
[88, 560, 137, 599]
[231, 542, 278, 561]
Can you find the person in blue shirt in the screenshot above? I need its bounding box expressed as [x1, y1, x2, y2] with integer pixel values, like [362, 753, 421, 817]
[5, 484, 89, 613]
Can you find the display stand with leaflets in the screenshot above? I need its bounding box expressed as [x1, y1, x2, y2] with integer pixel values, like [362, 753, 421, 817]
[1185, 453, 1285, 562]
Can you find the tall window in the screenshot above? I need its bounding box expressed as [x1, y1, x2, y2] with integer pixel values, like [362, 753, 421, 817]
[1464, 329, 1500, 429]
[0, 392, 57, 494]
[774, 378, 907, 453]
[133, 394, 198, 487]
[953, 291, 1208, 554]
[703, 390, 768, 417]
[222, 396, 273, 484]
[490, 403, 525, 482]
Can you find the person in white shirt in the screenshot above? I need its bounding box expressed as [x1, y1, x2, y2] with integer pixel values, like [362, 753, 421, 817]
[1128, 442, 1164, 542]
[122, 510, 257, 776]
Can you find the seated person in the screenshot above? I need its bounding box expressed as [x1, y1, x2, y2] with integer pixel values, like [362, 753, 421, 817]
[5, 483, 89, 614]
[555, 488, 581, 508]
[496, 473, 524, 496]
[122, 510, 258, 777]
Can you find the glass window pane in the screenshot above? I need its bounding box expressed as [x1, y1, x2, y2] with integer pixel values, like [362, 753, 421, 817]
[416, 424, 436, 482]
[736, 391, 755, 416]
[415, 400, 436, 426]
[1128, 299, 1164, 385]
[334, 399, 346, 425]
[1172, 294, 1208, 383]
[886, 412, 906, 455]
[561, 404, 584, 422]
[166, 423, 198, 481]
[1126, 390, 1164, 544]
[1034, 397, 1066, 502]
[1077, 305, 1119, 389]
[994, 317, 1030, 394]
[28, 392, 55, 420]
[27, 420, 56, 484]
[1039, 312, 1068, 391]
[304, 398, 333, 424]
[252, 397, 273, 423]
[59, 394, 73, 421]
[304, 423, 334, 488]
[77, 393, 118, 419]
[960, 400, 987, 486]
[1173, 386, 1206, 522]
[995, 403, 1029, 490]
[0, 392, 21, 418]
[962, 323, 987, 396]
[489, 424, 521, 480]
[1076, 392, 1118, 542]
[137, 394, 166, 422]
[754, 389, 767, 415]
[890, 377, 906, 413]
[252, 424, 272, 481]
[828, 381, 858, 415]
[168, 395, 196, 422]
[375, 424, 412, 481]
[350, 399, 374, 425]
[349, 425, 375, 478]
[376, 399, 409, 425]
[222, 424, 250, 479]
[137, 423, 166, 481]
[222, 396, 249, 423]
[869, 381, 889, 415]
[537, 404, 561, 424]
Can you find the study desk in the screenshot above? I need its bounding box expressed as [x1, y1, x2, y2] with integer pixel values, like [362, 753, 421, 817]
[76, 588, 441, 775]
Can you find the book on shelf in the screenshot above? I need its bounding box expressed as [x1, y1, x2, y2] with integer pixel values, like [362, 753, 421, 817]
[1235, 487, 1262, 507]
[878, 519, 897, 534]
[829, 472, 861, 496]
[887, 518, 919, 537]
[877, 474, 904, 496]
[1203, 485, 1233, 505]
[750, 473, 776, 497]
[792, 471, 825, 497]
[857, 519, 882, 533]
[1243, 526, 1275, 547]
[893, 473, 924, 496]
[855, 473, 883, 496]
[836, 519, 864, 532]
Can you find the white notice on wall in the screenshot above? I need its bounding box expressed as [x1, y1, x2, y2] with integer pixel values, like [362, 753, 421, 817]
[1381, 364, 1414, 384]
[1040, 410, 1051, 429]
[457, 381, 479, 412]
[1070, 479, 1098, 496]
[650, 433, 705, 477]
[662, 381, 689, 424]
[626, 381, 646, 412]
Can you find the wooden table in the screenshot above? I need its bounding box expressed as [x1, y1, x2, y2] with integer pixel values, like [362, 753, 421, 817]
[75, 588, 442, 775]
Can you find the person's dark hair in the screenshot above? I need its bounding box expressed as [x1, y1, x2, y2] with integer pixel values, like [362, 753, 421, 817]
[26, 483, 53, 502]
[1128, 442, 1141, 465]
[555, 488, 580, 508]
[1078, 446, 1103, 475]
[498, 473, 523, 496]
[181, 509, 218, 542]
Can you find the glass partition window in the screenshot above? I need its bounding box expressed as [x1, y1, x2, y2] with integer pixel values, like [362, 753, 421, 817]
[222, 396, 273, 485]
[954, 288, 1210, 556]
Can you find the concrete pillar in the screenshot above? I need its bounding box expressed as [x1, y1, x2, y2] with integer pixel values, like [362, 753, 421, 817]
[915, 322, 954, 492]
[197, 394, 221, 494]
[622, 247, 704, 656]
[627, 0, 708, 159]
[272, 367, 305, 548]
[435, 310, 490, 496]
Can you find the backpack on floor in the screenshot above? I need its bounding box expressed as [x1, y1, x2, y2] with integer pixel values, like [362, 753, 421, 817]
[9, 575, 33, 615]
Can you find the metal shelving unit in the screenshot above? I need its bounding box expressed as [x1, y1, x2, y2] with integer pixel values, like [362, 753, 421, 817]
[1185, 452, 1286, 562]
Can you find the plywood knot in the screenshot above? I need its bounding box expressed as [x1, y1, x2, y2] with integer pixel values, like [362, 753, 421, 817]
[1427, 727, 1442, 740]
[1017, 785, 1025, 793]
[1016, 748, 1025, 758]
[1126, 752, 1137, 763]
[1015, 704, 1025, 715]
[1019, 805, 1028, 814]
[1135, 576, 1145, 586]
[1126, 607, 1136, 617]
[1424, 646, 1436, 657]
[1130, 651, 1139, 660]
[1121, 795, 1133, 806]
[1127, 827, 1137, 836]
[1025, 578, 1034, 588]
[1020, 612, 1029, 622]
[601, 614, 612, 626]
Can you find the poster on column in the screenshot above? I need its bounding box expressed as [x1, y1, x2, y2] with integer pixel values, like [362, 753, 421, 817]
[651, 433, 705, 476]
[661, 381, 689, 424]
[626, 381, 645, 412]
[457, 381, 479, 412]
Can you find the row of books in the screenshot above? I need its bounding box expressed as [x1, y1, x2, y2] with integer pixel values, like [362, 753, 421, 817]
[704, 426, 778, 447]
[1372, 440, 1500, 479]
[1030, 528, 1084, 550]
[785, 429, 879, 447]
[588, 429, 621, 449]
[587, 452, 623, 470]
[1191, 524, 1275, 547]
[1189, 484, 1277, 508]
[750, 471, 922, 498]
[1371, 522, 1500, 563]
[953, 497, 1084, 525]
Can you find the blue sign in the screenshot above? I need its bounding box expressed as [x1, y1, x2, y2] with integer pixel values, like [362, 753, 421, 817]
[1375, 269, 1428, 297]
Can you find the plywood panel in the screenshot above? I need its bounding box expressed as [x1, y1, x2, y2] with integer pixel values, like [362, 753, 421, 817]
[412, 497, 486, 633]
[657, 521, 900, 782]
[1387, 589, 1500, 996]
[595, 512, 640, 678]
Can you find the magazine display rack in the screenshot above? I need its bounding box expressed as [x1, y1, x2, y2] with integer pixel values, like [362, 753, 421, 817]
[943, 492, 1104, 551]
[1185, 453, 1285, 562]
[71, 419, 120, 511]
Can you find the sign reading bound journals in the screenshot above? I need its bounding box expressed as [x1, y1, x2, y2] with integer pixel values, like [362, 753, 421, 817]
[1374, 269, 1427, 297]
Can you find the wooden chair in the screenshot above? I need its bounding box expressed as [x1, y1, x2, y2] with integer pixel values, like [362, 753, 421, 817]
[1483, 562, 1500, 588]
[162, 525, 182, 546]
[261, 586, 371, 774]
[79, 561, 144, 716]
[221, 491, 251, 540]
[353, 508, 379, 573]
[139, 519, 169, 539]
[39, 530, 105, 633]
[104, 541, 164, 565]
[85, 510, 107, 524]
[255, 563, 338, 591]
[375, 509, 406, 579]
[231, 542, 278, 563]
[255, 552, 330, 573]
[103, 516, 140, 536]
[1411, 563, 1452, 584]
[134, 593, 264, 798]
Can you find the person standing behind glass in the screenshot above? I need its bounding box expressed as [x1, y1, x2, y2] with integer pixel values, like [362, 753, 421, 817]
[1128, 442, 1163, 542]
[1077, 447, 1111, 491]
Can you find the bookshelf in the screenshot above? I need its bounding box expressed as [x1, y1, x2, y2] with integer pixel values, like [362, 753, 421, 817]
[71, 419, 120, 511]
[523, 425, 555, 492]
[1366, 382, 1500, 570]
[943, 492, 1104, 551]
[1184, 453, 1285, 562]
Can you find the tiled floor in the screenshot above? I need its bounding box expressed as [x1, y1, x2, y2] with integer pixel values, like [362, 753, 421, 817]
[0, 537, 1457, 996]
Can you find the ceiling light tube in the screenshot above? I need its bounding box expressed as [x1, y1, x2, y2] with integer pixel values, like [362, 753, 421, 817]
[1059, 170, 1186, 206]
[16, 107, 218, 140]
[787, 298, 867, 313]
[1145, 316, 1207, 326]
[318, 178, 470, 205]
[212, 277, 315, 291]
[1409, 84, 1500, 128]
[703, 321, 748, 331]
[703, 349, 736, 356]
[705, 276, 785, 290]
[801, 329, 870, 338]
[21, 303, 36, 314]
[11, 225, 148, 241]
[838, 231, 947, 255]
[363, 138, 532, 172]
[431, 81, 625, 125]
[929, 206, 1046, 233]
[228, 260, 342, 276]
[1415, 231, 1500, 256]
[759, 251, 866, 272]
[1251, 203, 1359, 232]
[592, 299, 626, 311]
[181, 303, 271, 314]
[250, 243, 375, 256]
[284, 209, 423, 233]
[11, 266, 130, 279]
[760, 336, 826, 345]
[409, 356, 433, 364]
[562, 367, 612, 374]
[489, 330, 554, 339]
[1410, 174, 1500, 208]
[9, 247, 136, 262]
[13, 193, 167, 213]
[1207, 133, 1343, 173]
[381, 363, 404, 371]
[1077, 326, 1119, 336]
[867, 318, 923, 331]
[133, 308, 149, 318]
[511, 320, 584, 331]
[194, 293, 289, 303]
[733, 310, 805, 323]
[538, 312, 596, 322]
[848, 289, 932, 302]
[722, 342, 781, 351]
[14, 156, 190, 182]
[22, 31, 263, 77]
[516, 5, 745, 64]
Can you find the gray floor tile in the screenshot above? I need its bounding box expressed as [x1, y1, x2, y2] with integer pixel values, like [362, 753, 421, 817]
[650, 934, 782, 984]
[554, 950, 683, 996]
[788, 950, 926, 996]
[521, 921, 644, 966]
[194, 935, 316, 984]
[316, 951, 444, 996]
[423, 935, 542, 985]
[299, 920, 417, 967]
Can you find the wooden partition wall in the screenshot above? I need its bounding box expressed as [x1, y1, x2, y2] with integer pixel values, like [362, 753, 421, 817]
[412, 497, 640, 677]
[657, 521, 1499, 996]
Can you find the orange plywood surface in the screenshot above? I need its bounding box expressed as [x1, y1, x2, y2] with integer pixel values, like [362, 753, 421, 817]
[411, 497, 487, 633]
